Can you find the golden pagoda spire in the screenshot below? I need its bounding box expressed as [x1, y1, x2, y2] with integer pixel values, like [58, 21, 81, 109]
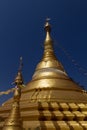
[2, 58, 23, 130]
[14, 57, 24, 85]
[2, 85, 23, 130]
[24, 20, 83, 101]
[33, 19, 66, 77]
[42, 18, 57, 61]
[26, 20, 70, 91]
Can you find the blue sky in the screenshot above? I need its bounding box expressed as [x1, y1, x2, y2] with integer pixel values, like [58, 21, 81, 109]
[0, 0, 87, 104]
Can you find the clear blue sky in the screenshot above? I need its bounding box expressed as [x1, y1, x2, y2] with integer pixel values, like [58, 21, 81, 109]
[0, 0, 87, 104]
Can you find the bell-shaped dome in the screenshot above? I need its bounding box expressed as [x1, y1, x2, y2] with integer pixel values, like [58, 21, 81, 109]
[21, 21, 87, 103]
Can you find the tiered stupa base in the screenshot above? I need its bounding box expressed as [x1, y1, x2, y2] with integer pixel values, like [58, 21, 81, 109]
[0, 101, 87, 129]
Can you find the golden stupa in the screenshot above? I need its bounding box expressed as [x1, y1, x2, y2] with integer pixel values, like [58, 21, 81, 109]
[0, 21, 87, 130]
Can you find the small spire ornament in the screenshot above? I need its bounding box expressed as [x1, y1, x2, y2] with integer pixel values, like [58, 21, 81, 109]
[2, 86, 23, 130]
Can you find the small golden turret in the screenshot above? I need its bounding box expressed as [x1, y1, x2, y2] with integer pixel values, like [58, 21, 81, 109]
[14, 57, 24, 85]
[2, 86, 23, 130]
[2, 58, 23, 130]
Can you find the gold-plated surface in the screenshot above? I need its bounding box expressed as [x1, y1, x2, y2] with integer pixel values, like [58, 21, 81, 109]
[0, 102, 87, 129]
[22, 20, 87, 103]
[35, 21, 65, 70]
[2, 58, 23, 130]
[0, 21, 87, 129]
[2, 86, 23, 130]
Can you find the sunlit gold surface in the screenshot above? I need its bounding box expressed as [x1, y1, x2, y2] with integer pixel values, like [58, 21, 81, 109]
[2, 58, 23, 130]
[1, 102, 87, 129]
[2, 87, 23, 130]
[36, 21, 64, 71]
[14, 72, 23, 85]
[22, 21, 87, 103]
[0, 21, 87, 129]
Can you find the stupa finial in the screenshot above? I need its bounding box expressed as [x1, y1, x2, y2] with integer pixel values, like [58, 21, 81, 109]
[41, 18, 57, 61]
[14, 57, 24, 85]
[18, 56, 23, 72]
[44, 18, 51, 33]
